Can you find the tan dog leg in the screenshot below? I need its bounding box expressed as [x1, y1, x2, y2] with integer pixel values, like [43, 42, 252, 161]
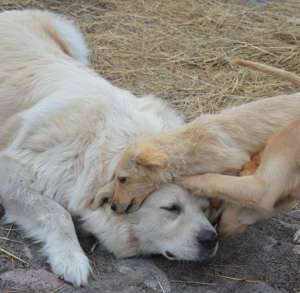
[180, 173, 271, 210]
[181, 119, 300, 213]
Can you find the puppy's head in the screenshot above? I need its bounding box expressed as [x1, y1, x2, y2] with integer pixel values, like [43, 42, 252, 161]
[82, 184, 218, 261]
[112, 143, 169, 214]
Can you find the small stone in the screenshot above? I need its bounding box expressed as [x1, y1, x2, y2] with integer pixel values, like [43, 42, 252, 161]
[292, 245, 300, 255]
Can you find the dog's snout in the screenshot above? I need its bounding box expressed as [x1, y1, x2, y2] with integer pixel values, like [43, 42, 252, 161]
[111, 203, 117, 211]
[197, 230, 218, 250]
[110, 201, 133, 214]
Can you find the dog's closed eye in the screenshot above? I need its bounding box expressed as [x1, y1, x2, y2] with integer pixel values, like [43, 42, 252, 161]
[160, 204, 182, 215]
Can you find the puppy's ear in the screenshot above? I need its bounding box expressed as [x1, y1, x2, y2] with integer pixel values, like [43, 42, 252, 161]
[136, 146, 168, 170]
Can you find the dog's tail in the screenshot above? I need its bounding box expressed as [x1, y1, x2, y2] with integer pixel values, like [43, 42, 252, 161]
[232, 58, 300, 87]
[38, 10, 90, 65]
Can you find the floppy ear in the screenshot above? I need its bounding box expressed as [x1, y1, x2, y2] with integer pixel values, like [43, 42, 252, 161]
[136, 146, 168, 170]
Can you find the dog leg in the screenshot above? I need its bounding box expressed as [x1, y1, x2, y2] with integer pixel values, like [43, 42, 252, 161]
[0, 155, 90, 286]
[180, 173, 271, 210]
[181, 138, 294, 212]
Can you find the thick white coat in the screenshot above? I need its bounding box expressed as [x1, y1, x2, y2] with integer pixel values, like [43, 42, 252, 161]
[0, 10, 215, 286]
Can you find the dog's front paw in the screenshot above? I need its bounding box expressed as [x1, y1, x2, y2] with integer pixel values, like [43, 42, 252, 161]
[48, 245, 91, 287]
[293, 229, 300, 244]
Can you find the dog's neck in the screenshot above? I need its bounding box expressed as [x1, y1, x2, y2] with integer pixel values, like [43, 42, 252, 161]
[142, 116, 249, 180]
[144, 115, 285, 180]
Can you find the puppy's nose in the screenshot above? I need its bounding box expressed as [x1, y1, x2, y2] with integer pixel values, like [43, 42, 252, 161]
[111, 202, 132, 213]
[197, 230, 218, 250]
[111, 203, 117, 211]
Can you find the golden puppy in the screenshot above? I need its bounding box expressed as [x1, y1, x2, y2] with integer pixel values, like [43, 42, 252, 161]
[180, 118, 300, 240]
[89, 59, 300, 214]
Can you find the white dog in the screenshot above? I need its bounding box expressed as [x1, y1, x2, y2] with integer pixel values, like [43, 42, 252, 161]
[0, 10, 217, 286]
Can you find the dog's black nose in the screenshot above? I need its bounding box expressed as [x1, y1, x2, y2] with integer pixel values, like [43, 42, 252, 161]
[197, 230, 218, 250]
[111, 203, 117, 211]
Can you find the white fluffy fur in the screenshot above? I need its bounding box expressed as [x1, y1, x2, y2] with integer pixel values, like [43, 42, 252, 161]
[0, 10, 215, 286]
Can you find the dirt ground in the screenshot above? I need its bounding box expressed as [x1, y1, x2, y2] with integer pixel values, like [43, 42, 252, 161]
[0, 0, 300, 292]
[1, 206, 299, 292]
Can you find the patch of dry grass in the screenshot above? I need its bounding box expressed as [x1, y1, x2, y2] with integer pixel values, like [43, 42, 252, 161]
[1, 0, 300, 120]
[83, 0, 300, 120]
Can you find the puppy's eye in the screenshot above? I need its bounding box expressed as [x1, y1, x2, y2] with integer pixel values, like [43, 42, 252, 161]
[118, 176, 127, 184]
[160, 204, 182, 214]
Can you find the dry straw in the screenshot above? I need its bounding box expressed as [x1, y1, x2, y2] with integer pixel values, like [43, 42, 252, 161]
[81, 0, 300, 120]
[1, 0, 300, 120]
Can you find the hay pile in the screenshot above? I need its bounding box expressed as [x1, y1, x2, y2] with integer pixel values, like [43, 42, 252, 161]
[85, 0, 300, 120]
[1, 0, 300, 119]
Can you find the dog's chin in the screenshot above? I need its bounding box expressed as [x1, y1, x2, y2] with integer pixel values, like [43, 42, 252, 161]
[160, 243, 218, 262]
[112, 249, 139, 259]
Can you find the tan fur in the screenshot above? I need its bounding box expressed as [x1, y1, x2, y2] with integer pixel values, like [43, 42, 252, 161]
[136, 146, 169, 170]
[100, 91, 300, 213]
[239, 152, 261, 176]
[89, 59, 300, 221]
[181, 118, 300, 237]
[179, 60, 300, 238]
